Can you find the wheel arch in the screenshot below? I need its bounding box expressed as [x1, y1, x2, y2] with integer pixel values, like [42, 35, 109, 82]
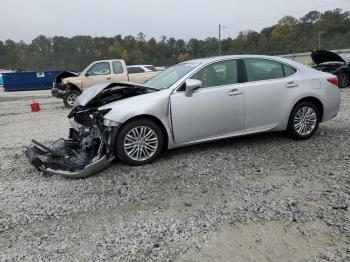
[66, 83, 82, 93]
[120, 114, 169, 150]
[290, 96, 324, 121]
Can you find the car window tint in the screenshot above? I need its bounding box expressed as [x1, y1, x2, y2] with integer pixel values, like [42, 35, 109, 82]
[127, 67, 145, 74]
[190, 60, 238, 88]
[87, 62, 111, 76]
[283, 64, 297, 77]
[145, 66, 157, 71]
[112, 61, 123, 74]
[244, 59, 284, 81]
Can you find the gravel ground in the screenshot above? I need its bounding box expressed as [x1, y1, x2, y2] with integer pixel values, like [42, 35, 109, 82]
[0, 89, 349, 261]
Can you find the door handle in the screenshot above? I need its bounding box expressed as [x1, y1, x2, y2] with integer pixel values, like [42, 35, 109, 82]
[228, 89, 243, 96]
[286, 81, 298, 88]
[106, 77, 112, 80]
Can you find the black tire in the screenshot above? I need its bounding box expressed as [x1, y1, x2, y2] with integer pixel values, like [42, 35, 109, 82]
[116, 118, 164, 166]
[63, 89, 81, 108]
[287, 102, 320, 140]
[338, 72, 350, 89]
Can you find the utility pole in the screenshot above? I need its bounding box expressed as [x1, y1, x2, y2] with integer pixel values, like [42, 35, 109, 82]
[318, 31, 324, 50]
[219, 24, 221, 56]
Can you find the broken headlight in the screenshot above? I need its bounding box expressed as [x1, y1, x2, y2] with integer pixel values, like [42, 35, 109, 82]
[98, 109, 119, 126]
[103, 119, 119, 127]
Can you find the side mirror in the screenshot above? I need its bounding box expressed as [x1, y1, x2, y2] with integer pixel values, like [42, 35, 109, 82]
[85, 72, 90, 77]
[185, 79, 202, 97]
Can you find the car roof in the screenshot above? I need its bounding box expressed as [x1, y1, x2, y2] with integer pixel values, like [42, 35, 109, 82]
[186, 55, 284, 63]
[183, 55, 305, 69]
[127, 65, 154, 68]
[90, 59, 124, 63]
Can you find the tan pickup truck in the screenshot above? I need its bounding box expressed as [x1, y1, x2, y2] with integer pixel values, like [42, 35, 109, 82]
[52, 59, 159, 107]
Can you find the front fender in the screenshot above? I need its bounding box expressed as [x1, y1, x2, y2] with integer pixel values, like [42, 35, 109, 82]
[99, 91, 173, 144]
[65, 77, 83, 90]
[100, 91, 169, 123]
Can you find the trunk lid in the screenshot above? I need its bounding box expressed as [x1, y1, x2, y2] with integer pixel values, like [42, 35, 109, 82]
[311, 50, 345, 65]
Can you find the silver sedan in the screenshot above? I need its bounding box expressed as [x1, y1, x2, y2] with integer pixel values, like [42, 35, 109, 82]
[26, 55, 341, 177]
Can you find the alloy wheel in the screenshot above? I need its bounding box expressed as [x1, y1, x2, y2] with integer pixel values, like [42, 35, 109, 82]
[293, 106, 317, 136]
[123, 126, 159, 161]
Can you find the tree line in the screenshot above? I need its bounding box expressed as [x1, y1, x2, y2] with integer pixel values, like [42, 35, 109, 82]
[0, 9, 349, 71]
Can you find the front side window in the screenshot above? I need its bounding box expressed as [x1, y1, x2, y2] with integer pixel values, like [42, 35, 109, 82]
[244, 59, 284, 82]
[112, 61, 124, 74]
[87, 62, 111, 76]
[190, 60, 238, 88]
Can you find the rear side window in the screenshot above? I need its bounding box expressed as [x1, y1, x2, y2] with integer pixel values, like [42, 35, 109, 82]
[283, 64, 297, 77]
[112, 61, 124, 74]
[127, 67, 145, 74]
[244, 59, 284, 81]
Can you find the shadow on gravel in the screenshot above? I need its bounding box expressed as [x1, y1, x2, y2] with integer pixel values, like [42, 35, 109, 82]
[162, 131, 289, 159]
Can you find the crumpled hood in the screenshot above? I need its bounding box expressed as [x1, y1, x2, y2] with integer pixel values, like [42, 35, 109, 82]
[55, 71, 79, 83]
[311, 50, 345, 65]
[75, 81, 157, 107]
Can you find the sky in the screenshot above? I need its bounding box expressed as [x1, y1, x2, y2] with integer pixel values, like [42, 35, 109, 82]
[0, 0, 349, 42]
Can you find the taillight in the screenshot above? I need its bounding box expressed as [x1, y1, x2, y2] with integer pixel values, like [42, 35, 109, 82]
[327, 77, 339, 87]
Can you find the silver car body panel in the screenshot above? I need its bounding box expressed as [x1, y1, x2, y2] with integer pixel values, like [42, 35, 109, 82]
[77, 55, 340, 150]
[170, 83, 245, 143]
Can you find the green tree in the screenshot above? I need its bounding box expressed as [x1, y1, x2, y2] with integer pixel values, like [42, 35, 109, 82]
[0, 9, 349, 71]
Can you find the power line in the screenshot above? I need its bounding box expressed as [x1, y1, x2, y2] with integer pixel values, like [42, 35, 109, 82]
[222, 0, 348, 27]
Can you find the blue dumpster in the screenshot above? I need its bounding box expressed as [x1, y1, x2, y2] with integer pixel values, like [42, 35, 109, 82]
[0, 74, 3, 86]
[2, 71, 63, 91]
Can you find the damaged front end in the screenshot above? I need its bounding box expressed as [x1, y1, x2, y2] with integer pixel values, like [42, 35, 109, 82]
[51, 71, 79, 98]
[26, 82, 157, 178]
[25, 107, 118, 178]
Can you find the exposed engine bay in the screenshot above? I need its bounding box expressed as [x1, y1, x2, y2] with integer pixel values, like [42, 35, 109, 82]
[25, 82, 157, 178]
[51, 71, 80, 98]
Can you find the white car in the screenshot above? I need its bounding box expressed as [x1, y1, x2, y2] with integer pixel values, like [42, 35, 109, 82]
[127, 65, 158, 73]
[126, 65, 160, 86]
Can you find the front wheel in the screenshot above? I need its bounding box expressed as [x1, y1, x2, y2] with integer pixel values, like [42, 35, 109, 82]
[287, 102, 320, 140]
[116, 118, 164, 165]
[63, 89, 81, 108]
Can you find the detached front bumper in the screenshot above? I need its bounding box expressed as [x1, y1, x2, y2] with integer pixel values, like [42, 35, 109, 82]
[25, 145, 113, 178]
[25, 133, 115, 178]
[25, 98, 120, 178]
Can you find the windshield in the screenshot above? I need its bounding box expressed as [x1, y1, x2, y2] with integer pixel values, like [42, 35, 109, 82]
[341, 55, 350, 63]
[144, 63, 198, 90]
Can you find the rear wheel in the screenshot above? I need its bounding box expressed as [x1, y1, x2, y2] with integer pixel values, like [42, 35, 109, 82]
[63, 89, 81, 108]
[338, 72, 349, 89]
[287, 102, 320, 140]
[116, 118, 164, 165]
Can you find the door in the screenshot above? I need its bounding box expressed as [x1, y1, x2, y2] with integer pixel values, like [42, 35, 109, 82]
[243, 58, 299, 130]
[111, 60, 128, 82]
[82, 61, 112, 90]
[170, 59, 245, 144]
